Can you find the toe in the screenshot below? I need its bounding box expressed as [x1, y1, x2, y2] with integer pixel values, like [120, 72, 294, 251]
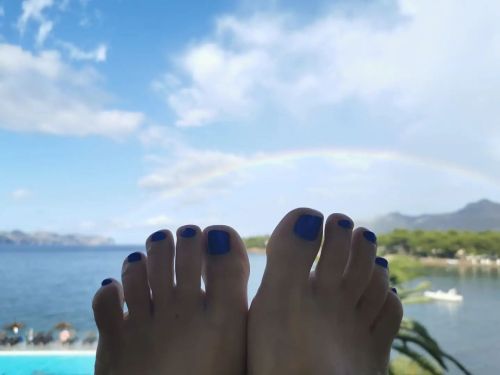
[372, 290, 403, 344]
[122, 252, 151, 319]
[341, 227, 377, 303]
[146, 230, 175, 308]
[315, 213, 353, 289]
[92, 278, 124, 375]
[203, 225, 249, 314]
[357, 257, 390, 324]
[175, 225, 203, 295]
[262, 208, 324, 291]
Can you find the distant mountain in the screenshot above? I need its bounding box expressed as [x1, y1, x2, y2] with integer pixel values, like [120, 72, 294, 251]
[0, 230, 114, 246]
[369, 199, 500, 233]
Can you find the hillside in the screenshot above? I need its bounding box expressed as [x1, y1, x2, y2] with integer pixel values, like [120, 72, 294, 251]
[370, 199, 500, 233]
[0, 230, 114, 246]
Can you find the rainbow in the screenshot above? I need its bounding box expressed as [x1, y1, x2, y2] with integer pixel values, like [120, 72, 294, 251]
[147, 147, 499, 198]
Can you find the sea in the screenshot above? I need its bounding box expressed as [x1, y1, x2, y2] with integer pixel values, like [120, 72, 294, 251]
[0, 245, 498, 374]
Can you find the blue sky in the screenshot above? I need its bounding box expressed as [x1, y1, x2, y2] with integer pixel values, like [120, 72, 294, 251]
[1, 0, 500, 243]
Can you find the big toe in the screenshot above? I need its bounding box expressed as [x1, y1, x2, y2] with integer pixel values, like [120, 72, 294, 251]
[260, 208, 324, 293]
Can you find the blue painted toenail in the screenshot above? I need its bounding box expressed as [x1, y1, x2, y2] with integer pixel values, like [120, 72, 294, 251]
[208, 230, 230, 254]
[127, 252, 142, 262]
[391, 287, 398, 295]
[338, 219, 353, 229]
[375, 256, 388, 268]
[101, 278, 112, 286]
[181, 227, 197, 238]
[294, 214, 323, 241]
[151, 231, 166, 242]
[363, 230, 377, 244]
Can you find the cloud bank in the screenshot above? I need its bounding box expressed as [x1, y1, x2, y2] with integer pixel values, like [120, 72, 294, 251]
[158, 0, 500, 160]
[0, 44, 144, 137]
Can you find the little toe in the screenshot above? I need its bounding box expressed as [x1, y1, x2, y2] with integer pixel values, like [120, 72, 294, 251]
[203, 225, 250, 314]
[341, 227, 377, 303]
[315, 213, 353, 289]
[372, 289, 403, 345]
[146, 230, 175, 308]
[262, 208, 324, 291]
[175, 225, 203, 295]
[122, 252, 151, 319]
[92, 278, 124, 375]
[357, 257, 390, 324]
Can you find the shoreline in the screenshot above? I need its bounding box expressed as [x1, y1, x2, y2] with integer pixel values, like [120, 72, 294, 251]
[250, 247, 500, 268]
[247, 247, 265, 254]
[418, 257, 500, 268]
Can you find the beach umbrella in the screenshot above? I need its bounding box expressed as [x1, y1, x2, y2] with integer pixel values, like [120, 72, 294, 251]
[4, 322, 24, 330]
[4, 322, 24, 334]
[54, 321, 73, 330]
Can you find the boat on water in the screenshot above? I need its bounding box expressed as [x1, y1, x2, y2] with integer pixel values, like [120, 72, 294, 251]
[423, 288, 463, 302]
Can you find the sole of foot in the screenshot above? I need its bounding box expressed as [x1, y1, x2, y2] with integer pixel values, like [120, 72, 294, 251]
[248, 208, 403, 375]
[92, 225, 249, 375]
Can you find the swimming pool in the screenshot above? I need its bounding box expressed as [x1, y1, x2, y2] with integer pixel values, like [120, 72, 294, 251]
[0, 351, 94, 375]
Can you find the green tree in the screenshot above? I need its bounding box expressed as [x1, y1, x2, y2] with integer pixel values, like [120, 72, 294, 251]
[379, 229, 500, 258]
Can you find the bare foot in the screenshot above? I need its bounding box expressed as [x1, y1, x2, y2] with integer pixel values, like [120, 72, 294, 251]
[93, 225, 249, 375]
[248, 208, 403, 375]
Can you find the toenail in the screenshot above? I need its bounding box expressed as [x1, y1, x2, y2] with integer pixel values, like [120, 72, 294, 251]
[337, 219, 353, 229]
[207, 230, 230, 254]
[180, 227, 197, 238]
[127, 252, 142, 262]
[151, 231, 166, 242]
[101, 278, 112, 286]
[391, 287, 398, 295]
[294, 214, 323, 241]
[375, 256, 388, 268]
[363, 230, 377, 244]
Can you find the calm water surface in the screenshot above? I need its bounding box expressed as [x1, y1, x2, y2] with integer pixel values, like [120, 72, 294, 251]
[0, 246, 498, 373]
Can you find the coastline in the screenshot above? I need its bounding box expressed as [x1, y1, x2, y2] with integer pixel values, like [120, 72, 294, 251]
[249, 247, 500, 270]
[247, 247, 265, 254]
[419, 256, 500, 268]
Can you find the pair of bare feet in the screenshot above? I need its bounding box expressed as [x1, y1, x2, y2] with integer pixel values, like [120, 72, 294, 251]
[92, 208, 403, 375]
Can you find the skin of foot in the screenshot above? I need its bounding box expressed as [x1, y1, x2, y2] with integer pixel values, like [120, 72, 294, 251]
[92, 225, 249, 375]
[248, 208, 403, 375]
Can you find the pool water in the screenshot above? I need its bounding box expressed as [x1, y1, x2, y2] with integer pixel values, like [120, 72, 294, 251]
[0, 353, 94, 375]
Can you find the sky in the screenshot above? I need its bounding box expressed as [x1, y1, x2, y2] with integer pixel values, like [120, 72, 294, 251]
[1, 0, 500, 244]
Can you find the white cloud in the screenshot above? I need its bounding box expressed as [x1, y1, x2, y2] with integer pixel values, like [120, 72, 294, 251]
[11, 188, 32, 200]
[36, 20, 53, 45]
[17, 0, 53, 32]
[159, 0, 500, 156]
[18, 0, 55, 45]
[59, 41, 107, 62]
[0, 43, 144, 137]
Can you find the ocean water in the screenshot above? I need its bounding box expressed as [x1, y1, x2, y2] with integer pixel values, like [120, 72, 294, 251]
[0, 246, 499, 374]
[404, 267, 500, 374]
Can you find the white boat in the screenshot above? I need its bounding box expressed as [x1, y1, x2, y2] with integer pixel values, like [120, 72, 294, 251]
[423, 288, 463, 302]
